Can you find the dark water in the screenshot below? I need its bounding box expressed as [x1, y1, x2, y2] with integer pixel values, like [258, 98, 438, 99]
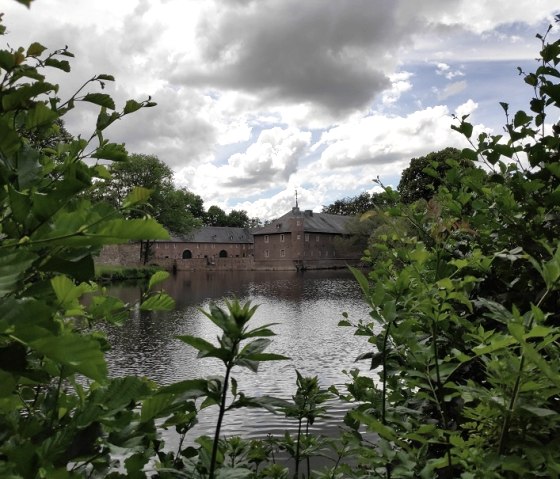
[102, 269, 375, 443]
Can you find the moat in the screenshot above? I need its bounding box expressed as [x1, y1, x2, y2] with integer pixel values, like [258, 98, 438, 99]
[101, 269, 374, 442]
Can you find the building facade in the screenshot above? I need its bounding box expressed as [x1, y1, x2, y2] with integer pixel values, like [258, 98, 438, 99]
[152, 226, 254, 263]
[98, 209, 362, 271]
[251, 207, 362, 270]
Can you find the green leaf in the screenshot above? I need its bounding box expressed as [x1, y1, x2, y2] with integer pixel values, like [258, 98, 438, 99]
[44, 57, 71, 72]
[29, 333, 107, 382]
[96, 74, 115, 82]
[91, 142, 128, 162]
[2, 82, 57, 110]
[140, 292, 175, 311]
[0, 250, 37, 297]
[95, 218, 169, 241]
[123, 99, 142, 114]
[81, 93, 115, 109]
[25, 102, 59, 129]
[176, 335, 215, 355]
[123, 187, 153, 208]
[508, 323, 560, 388]
[26, 42, 47, 57]
[157, 378, 209, 397]
[0, 50, 16, 70]
[520, 406, 558, 417]
[147, 270, 169, 290]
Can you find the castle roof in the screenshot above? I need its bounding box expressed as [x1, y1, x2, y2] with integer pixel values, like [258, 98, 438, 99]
[168, 226, 253, 244]
[252, 207, 352, 235]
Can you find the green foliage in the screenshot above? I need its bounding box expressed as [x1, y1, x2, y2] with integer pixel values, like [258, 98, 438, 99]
[323, 190, 398, 216]
[397, 147, 476, 204]
[173, 299, 290, 478]
[92, 153, 203, 236]
[0, 15, 180, 478]
[338, 23, 560, 478]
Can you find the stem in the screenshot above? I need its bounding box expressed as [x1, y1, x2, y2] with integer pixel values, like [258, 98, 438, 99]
[306, 419, 311, 479]
[294, 415, 302, 479]
[209, 363, 232, 479]
[49, 366, 64, 429]
[498, 288, 550, 454]
[431, 317, 453, 472]
[381, 323, 391, 426]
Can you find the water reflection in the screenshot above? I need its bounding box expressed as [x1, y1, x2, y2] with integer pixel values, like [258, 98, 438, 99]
[102, 269, 375, 441]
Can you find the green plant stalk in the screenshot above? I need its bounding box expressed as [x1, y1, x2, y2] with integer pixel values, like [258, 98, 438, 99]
[498, 288, 550, 455]
[209, 361, 234, 479]
[306, 419, 311, 479]
[294, 410, 304, 478]
[431, 314, 453, 473]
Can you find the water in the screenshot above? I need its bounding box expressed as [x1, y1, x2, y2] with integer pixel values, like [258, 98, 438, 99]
[102, 269, 375, 444]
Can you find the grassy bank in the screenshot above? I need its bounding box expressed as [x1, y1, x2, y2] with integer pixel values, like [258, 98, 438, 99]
[94, 265, 164, 283]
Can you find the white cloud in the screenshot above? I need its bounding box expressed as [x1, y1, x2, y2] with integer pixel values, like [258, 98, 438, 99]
[2, 0, 558, 221]
[382, 72, 414, 106]
[317, 105, 469, 169]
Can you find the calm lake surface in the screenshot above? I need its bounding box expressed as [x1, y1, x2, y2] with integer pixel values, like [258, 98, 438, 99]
[103, 269, 375, 443]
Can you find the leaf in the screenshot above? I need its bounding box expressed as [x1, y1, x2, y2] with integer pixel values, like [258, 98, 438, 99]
[81, 93, 116, 110]
[520, 406, 558, 417]
[96, 74, 115, 82]
[157, 378, 209, 397]
[176, 335, 215, 355]
[148, 270, 169, 290]
[95, 218, 169, 241]
[140, 292, 175, 311]
[25, 102, 59, 129]
[123, 187, 152, 208]
[91, 143, 128, 162]
[2, 82, 57, 110]
[29, 333, 107, 382]
[123, 99, 142, 114]
[26, 42, 47, 57]
[0, 50, 16, 70]
[44, 57, 71, 72]
[508, 323, 560, 388]
[0, 250, 37, 297]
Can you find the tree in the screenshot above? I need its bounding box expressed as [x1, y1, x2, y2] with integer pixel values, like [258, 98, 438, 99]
[226, 209, 250, 227]
[205, 205, 228, 226]
[398, 147, 470, 203]
[323, 190, 397, 216]
[93, 154, 202, 262]
[93, 153, 173, 213]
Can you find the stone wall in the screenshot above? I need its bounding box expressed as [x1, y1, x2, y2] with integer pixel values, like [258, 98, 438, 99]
[97, 244, 142, 266]
[151, 257, 255, 271]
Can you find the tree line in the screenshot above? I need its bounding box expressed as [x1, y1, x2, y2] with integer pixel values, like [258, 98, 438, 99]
[91, 153, 258, 235]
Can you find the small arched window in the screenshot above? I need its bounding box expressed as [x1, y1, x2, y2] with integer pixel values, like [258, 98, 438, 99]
[182, 249, 192, 259]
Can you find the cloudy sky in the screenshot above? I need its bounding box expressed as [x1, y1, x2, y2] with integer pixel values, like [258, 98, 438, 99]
[3, 1, 559, 219]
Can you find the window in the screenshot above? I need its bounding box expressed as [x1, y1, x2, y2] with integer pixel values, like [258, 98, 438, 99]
[305, 234, 309, 242]
[297, 234, 301, 240]
[316, 235, 320, 242]
[264, 235, 269, 243]
[264, 250, 269, 258]
[280, 234, 285, 242]
[280, 249, 285, 257]
[296, 220, 301, 226]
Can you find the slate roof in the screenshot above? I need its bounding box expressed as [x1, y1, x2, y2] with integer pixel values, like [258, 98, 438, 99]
[252, 208, 352, 235]
[167, 226, 253, 244]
